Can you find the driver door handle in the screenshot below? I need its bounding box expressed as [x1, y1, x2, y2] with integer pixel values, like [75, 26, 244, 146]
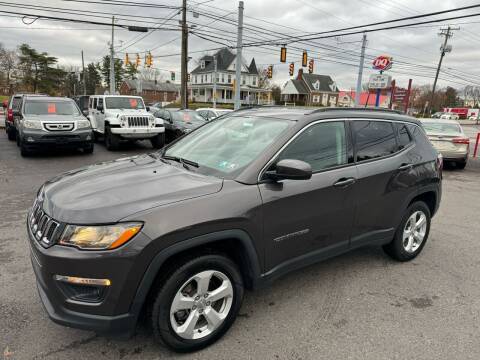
[398, 163, 413, 171]
[333, 177, 356, 188]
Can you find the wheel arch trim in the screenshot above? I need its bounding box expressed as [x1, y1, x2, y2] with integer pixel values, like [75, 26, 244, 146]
[128, 229, 261, 318]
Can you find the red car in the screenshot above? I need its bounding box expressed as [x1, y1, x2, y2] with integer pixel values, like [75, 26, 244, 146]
[3, 94, 47, 140]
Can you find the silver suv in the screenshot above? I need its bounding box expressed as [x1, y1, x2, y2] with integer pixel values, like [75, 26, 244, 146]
[16, 96, 93, 156]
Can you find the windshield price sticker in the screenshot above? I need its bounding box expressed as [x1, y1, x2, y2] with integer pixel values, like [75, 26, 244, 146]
[129, 99, 138, 108]
[47, 103, 56, 113]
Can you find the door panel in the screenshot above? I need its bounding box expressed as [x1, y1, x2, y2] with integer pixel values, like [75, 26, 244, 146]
[260, 166, 357, 271]
[259, 120, 356, 272]
[351, 120, 419, 246]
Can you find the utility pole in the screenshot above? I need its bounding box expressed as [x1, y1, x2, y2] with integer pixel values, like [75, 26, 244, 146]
[81, 50, 87, 95]
[180, 0, 188, 109]
[429, 25, 458, 113]
[355, 33, 367, 107]
[213, 55, 217, 108]
[109, 16, 115, 94]
[234, 1, 244, 110]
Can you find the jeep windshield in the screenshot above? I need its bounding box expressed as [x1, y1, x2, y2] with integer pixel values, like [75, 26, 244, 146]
[24, 100, 80, 116]
[163, 115, 293, 178]
[105, 97, 145, 110]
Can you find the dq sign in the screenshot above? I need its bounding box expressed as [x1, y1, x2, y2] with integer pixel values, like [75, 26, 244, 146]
[372, 55, 393, 71]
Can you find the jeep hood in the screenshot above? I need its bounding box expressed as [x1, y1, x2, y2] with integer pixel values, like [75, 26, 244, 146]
[41, 154, 223, 223]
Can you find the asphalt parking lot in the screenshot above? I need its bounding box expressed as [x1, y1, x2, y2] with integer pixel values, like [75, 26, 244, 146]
[1, 128, 480, 360]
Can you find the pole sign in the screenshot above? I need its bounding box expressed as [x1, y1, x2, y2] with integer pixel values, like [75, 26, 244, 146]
[368, 74, 392, 89]
[372, 55, 393, 71]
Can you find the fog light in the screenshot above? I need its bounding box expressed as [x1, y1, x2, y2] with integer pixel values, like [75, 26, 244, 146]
[54, 275, 111, 286]
[27, 137, 35, 142]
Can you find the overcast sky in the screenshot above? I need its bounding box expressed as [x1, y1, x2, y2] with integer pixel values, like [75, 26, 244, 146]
[1, 0, 479, 90]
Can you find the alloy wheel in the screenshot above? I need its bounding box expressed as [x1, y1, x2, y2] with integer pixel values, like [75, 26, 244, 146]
[169, 270, 233, 340]
[402, 210, 427, 253]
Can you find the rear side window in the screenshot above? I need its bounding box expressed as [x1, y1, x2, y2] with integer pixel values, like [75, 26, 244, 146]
[93, 98, 98, 109]
[277, 121, 349, 172]
[11, 97, 22, 110]
[98, 98, 103, 108]
[395, 123, 412, 150]
[353, 120, 397, 162]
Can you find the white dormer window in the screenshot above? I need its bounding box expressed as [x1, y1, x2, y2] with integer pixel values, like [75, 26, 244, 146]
[200, 60, 205, 69]
[313, 80, 320, 90]
[329, 82, 337, 92]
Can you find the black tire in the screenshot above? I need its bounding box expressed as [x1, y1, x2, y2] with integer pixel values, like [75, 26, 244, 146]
[20, 138, 30, 157]
[105, 125, 120, 151]
[456, 160, 467, 170]
[7, 127, 16, 141]
[83, 143, 94, 154]
[150, 254, 244, 352]
[383, 201, 431, 261]
[150, 133, 165, 149]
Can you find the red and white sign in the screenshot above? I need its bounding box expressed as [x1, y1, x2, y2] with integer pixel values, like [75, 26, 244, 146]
[372, 55, 393, 71]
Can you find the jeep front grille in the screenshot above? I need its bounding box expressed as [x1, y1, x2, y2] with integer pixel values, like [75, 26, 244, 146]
[29, 201, 60, 247]
[127, 116, 149, 128]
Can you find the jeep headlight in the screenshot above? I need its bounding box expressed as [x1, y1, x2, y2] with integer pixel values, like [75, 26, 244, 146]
[77, 119, 91, 129]
[120, 115, 127, 127]
[23, 120, 42, 130]
[58, 222, 143, 250]
[149, 115, 155, 127]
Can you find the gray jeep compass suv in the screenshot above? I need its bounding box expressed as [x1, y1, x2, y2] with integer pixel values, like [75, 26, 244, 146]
[28, 107, 442, 352]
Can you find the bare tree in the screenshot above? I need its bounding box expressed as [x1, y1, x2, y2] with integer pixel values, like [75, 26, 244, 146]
[0, 44, 18, 94]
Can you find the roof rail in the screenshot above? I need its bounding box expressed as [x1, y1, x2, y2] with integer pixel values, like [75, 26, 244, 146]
[311, 107, 403, 115]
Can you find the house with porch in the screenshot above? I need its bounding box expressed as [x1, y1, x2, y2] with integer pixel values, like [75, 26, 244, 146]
[189, 48, 271, 105]
[281, 69, 339, 106]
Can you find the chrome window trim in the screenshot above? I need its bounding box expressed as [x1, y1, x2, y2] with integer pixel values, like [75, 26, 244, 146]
[257, 117, 423, 182]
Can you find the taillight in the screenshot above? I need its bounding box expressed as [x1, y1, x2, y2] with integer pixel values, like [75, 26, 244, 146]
[452, 137, 470, 144]
[7, 109, 13, 122]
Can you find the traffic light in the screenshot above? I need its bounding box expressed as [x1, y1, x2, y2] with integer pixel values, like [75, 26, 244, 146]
[308, 59, 314, 73]
[280, 46, 287, 63]
[124, 53, 130, 65]
[171, 71, 175, 81]
[135, 53, 141, 68]
[267, 65, 273, 79]
[289, 62, 294, 76]
[302, 51, 308, 67]
[145, 52, 152, 68]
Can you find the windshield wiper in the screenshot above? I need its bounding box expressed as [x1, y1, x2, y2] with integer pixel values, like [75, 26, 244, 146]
[162, 155, 199, 169]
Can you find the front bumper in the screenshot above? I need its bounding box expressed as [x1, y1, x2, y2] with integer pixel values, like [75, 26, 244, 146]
[27, 214, 152, 337]
[21, 128, 93, 148]
[111, 127, 164, 139]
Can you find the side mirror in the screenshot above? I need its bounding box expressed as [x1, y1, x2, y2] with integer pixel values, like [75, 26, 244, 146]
[97, 104, 104, 113]
[265, 159, 312, 181]
[82, 110, 89, 117]
[146, 106, 150, 112]
[2, 100, 7, 109]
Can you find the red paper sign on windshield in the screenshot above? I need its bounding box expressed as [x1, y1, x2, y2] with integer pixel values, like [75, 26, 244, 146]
[183, 113, 191, 122]
[129, 98, 138, 108]
[47, 103, 56, 113]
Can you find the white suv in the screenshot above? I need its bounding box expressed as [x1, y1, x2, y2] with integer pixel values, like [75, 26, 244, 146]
[88, 95, 165, 150]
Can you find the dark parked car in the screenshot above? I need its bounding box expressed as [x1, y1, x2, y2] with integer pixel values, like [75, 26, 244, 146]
[28, 107, 442, 352]
[3, 93, 47, 140]
[16, 96, 94, 156]
[153, 108, 206, 142]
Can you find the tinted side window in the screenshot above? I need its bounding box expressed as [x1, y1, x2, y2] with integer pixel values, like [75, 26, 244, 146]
[277, 121, 348, 172]
[93, 98, 98, 109]
[395, 123, 412, 150]
[353, 121, 397, 162]
[98, 98, 103, 108]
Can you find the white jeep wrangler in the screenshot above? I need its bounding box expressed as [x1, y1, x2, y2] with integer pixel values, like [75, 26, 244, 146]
[87, 95, 165, 150]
